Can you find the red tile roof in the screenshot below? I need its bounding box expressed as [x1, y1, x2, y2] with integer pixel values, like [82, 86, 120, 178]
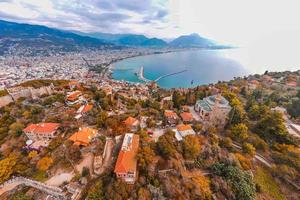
[81, 104, 93, 113]
[164, 110, 178, 118]
[114, 134, 139, 174]
[68, 127, 97, 146]
[123, 117, 139, 126]
[23, 123, 60, 134]
[177, 124, 193, 131]
[180, 112, 194, 122]
[66, 91, 82, 101]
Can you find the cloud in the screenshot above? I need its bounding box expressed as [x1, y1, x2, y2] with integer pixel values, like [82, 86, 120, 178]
[0, 0, 170, 35]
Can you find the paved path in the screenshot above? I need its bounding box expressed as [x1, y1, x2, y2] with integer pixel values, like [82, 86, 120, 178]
[46, 172, 74, 187]
[232, 142, 272, 168]
[95, 138, 114, 175]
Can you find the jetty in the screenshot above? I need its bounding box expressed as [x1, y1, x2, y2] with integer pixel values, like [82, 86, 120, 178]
[137, 66, 187, 83]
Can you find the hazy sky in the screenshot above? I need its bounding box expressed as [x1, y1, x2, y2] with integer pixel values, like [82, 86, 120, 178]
[1, 0, 300, 46]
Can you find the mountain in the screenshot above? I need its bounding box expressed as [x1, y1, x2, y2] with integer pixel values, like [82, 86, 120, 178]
[169, 33, 215, 48]
[0, 20, 111, 55]
[74, 31, 167, 47]
[141, 38, 168, 47]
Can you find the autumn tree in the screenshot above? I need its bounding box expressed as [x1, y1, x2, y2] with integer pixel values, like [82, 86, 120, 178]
[0, 154, 17, 183]
[157, 129, 177, 158]
[137, 145, 155, 170]
[191, 176, 212, 200]
[9, 121, 25, 137]
[87, 180, 104, 200]
[183, 135, 201, 159]
[37, 156, 53, 171]
[242, 143, 256, 157]
[230, 123, 248, 141]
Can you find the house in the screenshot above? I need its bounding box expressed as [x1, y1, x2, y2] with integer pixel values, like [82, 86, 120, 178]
[75, 104, 93, 119]
[68, 127, 98, 146]
[194, 94, 231, 127]
[66, 90, 84, 105]
[114, 133, 139, 184]
[180, 112, 194, 122]
[164, 110, 179, 125]
[248, 80, 260, 90]
[123, 117, 140, 132]
[174, 124, 195, 141]
[69, 80, 79, 90]
[23, 123, 60, 141]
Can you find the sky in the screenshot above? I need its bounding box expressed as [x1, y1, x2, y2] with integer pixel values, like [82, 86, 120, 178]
[1, 0, 300, 47]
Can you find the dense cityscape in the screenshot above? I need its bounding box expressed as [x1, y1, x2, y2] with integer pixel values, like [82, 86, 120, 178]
[0, 0, 300, 200]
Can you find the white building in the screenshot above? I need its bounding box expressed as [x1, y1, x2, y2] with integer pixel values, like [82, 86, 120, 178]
[195, 94, 231, 127]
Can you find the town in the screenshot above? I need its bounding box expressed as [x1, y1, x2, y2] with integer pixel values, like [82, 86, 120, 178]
[0, 47, 179, 90]
[0, 69, 299, 200]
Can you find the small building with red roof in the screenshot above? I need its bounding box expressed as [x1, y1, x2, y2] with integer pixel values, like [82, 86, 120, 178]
[68, 127, 98, 147]
[164, 110, 179, 124]
[180, 112, 194, 122]
[23, 123, 60, 141]
[123, 117, 140, 132]
[114, 133, 139, 184]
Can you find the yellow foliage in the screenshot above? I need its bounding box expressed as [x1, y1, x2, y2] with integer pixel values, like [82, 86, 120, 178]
[235, 153, 252, 170]
[28, 151, 38, 159]
[37, 156, 53, 171]
[192, 176, 212, 200]
[0, 154, 17, 184]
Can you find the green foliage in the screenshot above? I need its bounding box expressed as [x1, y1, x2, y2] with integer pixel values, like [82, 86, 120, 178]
[9, 121, 25, 137]
[287, 99, 300, 119]
[182, 135, 201, 159]
[248, 104, 270, 120]
[255, 167, 286, 200]
[242, 143, 256, 157]
[254, 112, 293, 144]
[87, 180, 105, 200]
[10, 190, 33, 200]
[211, 162, 256, 200]
[82, 167, 90, 177]
[96, 111, 108, 128]
[157, 129, 177, 158]
[230, 123, 248, 141]
[172, 91, 185, 109]
[272, 144, 300, 173]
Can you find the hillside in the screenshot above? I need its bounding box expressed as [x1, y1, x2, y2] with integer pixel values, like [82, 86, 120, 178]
[169, 33, 215, 48]
[0, 20, 111, 55]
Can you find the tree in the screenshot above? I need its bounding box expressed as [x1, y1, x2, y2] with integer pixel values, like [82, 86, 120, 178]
[287, 99, 300, 119]
[87, 180, 104, 200]
[28, 151, 38, 159]
[231, 123, 248, 141]
[183, 135, 201, 159]
[235, 153, 252, 170]
[211, 162, 256, 200]
[255, 112, 293, 144]
[37, 156, 53, 171]
[242, 143, 256, 157]
[157, 129, 177, 158]
[97, 111, 108, 128]
[0, 154, 17, 183]
[191, 176, 212, 200]
[137, 146, 155, 170]
[9, 121, 25, 137]
[66, 145, 82, 163]
[82, 167, 90, 177]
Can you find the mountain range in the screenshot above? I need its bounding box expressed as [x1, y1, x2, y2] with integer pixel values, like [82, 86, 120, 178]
[0, 19, 228, 55]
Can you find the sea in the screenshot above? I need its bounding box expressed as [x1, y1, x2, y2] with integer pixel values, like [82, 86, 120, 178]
[112, 48, 299, 89]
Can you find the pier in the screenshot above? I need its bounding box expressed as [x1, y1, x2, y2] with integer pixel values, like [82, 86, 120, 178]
[137, 66, 187, 83]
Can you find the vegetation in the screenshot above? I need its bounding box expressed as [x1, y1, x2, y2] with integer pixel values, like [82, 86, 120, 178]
[254, 167, 286, 200]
